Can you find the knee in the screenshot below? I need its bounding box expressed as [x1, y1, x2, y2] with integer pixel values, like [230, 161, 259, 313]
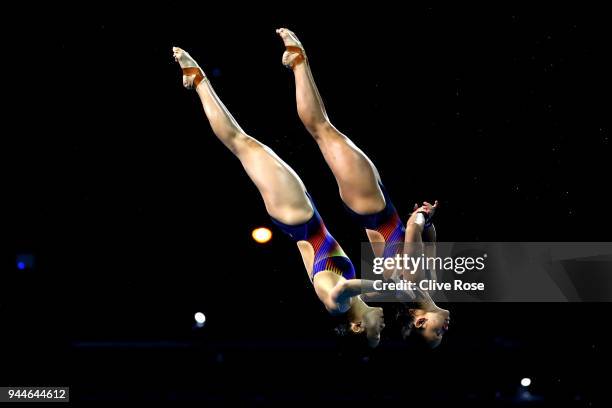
[231, 132, 260, 156]
[306, 120, 334, 140]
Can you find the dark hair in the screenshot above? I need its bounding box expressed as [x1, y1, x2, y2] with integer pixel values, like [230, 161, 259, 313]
[381, 303, 429, 349]
[332, 317, 351, 337]
[380, 303, 409, 339]
[334, 321, 353, 337]
[329, 315, 371, 352]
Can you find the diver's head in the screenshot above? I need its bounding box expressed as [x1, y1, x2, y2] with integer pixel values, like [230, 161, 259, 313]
[401, 307, 450, 349]
[349, 307, 386, 348]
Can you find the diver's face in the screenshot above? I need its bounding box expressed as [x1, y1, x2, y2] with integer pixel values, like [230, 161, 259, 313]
[417, 310, 450, 348]
[363, 307, 385, 348]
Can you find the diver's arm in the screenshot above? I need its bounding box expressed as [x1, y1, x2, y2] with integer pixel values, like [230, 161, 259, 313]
[360, 290, 415, 303]
[330, 279, 414, 310]
[422, 224, 437, 280]
[330, 279, 379, 308]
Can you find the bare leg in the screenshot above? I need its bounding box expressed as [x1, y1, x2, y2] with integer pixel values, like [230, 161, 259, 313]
[173, 47, 312, 225]
[276, 29, 386, 216]
[172, 48, 389, 335]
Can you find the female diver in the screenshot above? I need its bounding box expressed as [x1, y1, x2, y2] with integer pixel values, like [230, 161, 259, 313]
[173, 46, 394, 348]
[275, 28, 450, 348]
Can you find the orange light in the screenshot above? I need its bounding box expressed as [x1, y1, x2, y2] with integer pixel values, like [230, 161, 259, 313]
[252, 227, 272, 244]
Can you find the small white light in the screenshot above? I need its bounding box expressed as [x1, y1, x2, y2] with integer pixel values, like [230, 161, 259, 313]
[521, 377, 531, 387]
[194, 312, 206, 325]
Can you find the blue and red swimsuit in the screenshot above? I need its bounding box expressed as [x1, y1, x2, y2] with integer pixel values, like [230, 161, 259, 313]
[271, 184, 404, 280]
[270, 192, 356, 280]
[343, 182, 406, 258]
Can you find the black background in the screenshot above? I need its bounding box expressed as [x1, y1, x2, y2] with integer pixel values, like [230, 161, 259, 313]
[4, 4, 611, 405]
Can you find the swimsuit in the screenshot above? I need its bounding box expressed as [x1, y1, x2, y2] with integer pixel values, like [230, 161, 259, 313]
[343, 182, 406, 258]
[271, 193, 356, 280]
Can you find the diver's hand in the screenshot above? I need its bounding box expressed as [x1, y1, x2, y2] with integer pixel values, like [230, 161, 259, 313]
[415, 200, 439, 218]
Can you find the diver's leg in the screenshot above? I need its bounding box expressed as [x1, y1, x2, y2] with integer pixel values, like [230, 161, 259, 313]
[173, 47, 312, 225]
[276, 29, 386, 216]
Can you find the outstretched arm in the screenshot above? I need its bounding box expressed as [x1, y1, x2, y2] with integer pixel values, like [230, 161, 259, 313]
[329, 279, 415, 312]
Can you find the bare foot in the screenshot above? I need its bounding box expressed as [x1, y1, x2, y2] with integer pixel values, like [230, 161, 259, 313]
[172, 46, 205, 90]
[275, 28, 307, 69]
